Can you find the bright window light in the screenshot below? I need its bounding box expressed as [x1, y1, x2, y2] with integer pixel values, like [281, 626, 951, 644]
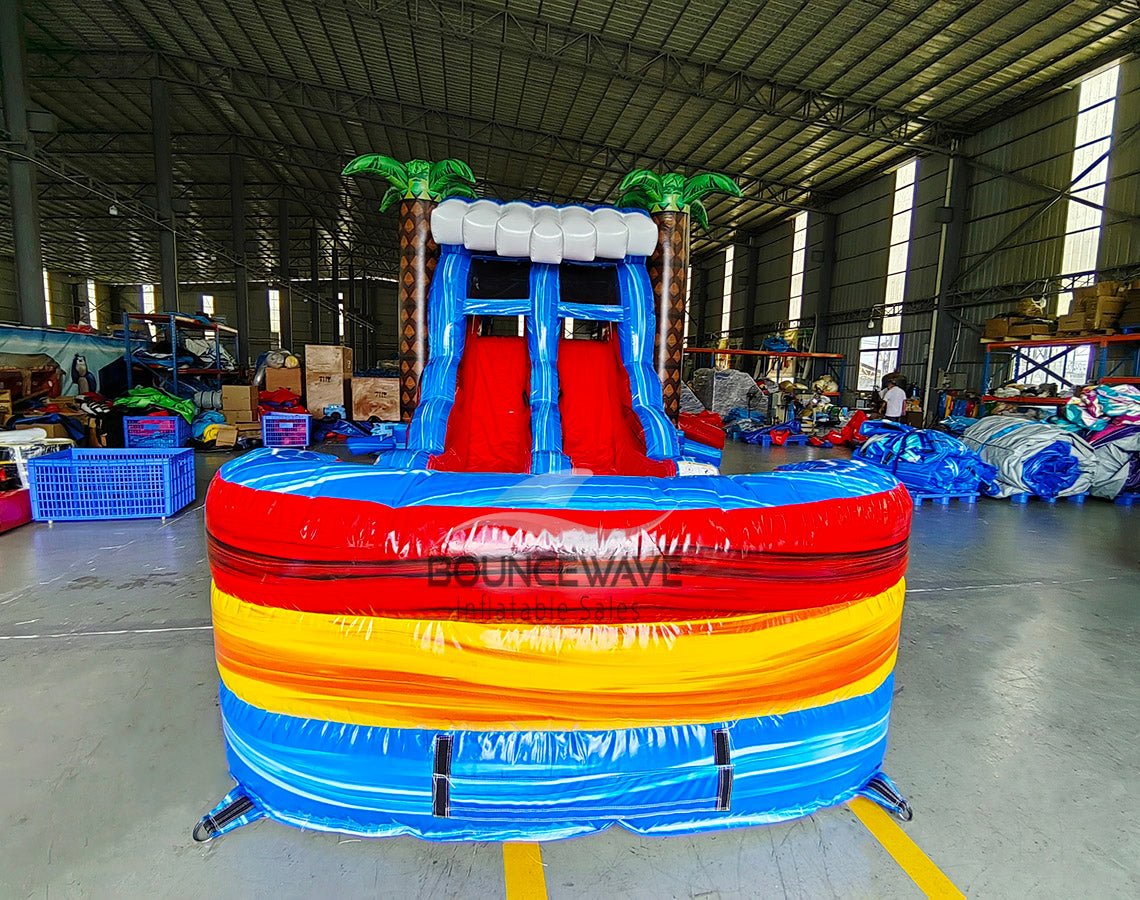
[882, 159, 917, 334]
[563, 317, 575, 339]
[517, 316, 525, 337]
[202, 293, 215, 316]
[85, 279, 99, 329]
[683, 265, 692, 344]
[141, 284, 156, 314]
[1058, 62, 1121, 314]
[42, 269, 52, 325]
[337, 291, 345, 341]
[788, 212, 808, 323]
[268, 289, 281, 345]
[719, 246, 735, 337]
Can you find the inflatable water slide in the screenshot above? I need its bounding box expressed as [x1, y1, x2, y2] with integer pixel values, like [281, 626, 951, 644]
[195, 159, 913, 842]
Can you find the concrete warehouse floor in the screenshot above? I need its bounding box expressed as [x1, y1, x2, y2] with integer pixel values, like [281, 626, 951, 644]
[1, 442, 1137, 898]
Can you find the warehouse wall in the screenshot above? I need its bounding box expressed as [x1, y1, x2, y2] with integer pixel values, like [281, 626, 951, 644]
[706, 54, 1140, 403]
[0, 254, 17, 323]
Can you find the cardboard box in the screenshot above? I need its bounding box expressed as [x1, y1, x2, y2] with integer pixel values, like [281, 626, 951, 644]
[351, 377, 400, 422]
[214, 422, 261, 449]
[983, 317, 1012, 339]
[14, 422, 70, 440]
[223, 409, 259, 425]
[1057, 313, 1086, 333]
[264, 367, 304, 396]
[305, 344, 353, 375]
[1007, 322, 1054, 337]
[1095, 280, 1120, 296]
[222, 384, 259, 410]
[1090, 296, 1123, 330]
[0, 389, 12, 423]
[306, 372, 349, 416]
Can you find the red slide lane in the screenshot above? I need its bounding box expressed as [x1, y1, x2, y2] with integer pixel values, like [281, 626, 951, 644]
[429, 329, 532, 473]
[558, 333, 676, 477]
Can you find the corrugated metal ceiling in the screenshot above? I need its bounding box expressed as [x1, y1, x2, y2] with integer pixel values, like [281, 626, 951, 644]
[0, 0, 1136, 282]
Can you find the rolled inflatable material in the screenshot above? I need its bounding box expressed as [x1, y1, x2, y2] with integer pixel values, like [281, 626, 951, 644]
[856, 424, 995, 495]
[961, 416, 1095, 498]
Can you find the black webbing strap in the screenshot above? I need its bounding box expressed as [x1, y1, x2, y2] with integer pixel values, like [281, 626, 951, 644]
[714, 728, 733, 811]
[432, 735, 453, 817]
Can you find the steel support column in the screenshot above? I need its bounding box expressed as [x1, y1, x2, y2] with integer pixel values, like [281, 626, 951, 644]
[309, 225, 321, 344]
[811, 213, 837, 358]
[331, 245, 340, 345]
[742, 239, 760, 350]
[277, 198, 292, 349]
[1, 0, 46, 326]
[924, 155, 969, 419]
[151, 79, 180, 312]
[229, 154, 250, 363]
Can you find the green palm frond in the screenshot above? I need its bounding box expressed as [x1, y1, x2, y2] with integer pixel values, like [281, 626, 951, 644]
[681, 172, 742, 205]
[341, 154, 410, 188]
[378, 186, 403, 212]
[617, 187, 657, 210]
[430, 159, 476, 186]
[689, 199, 710, 232]
[440, 182, 477, 200]
[617, 169, 663, 204]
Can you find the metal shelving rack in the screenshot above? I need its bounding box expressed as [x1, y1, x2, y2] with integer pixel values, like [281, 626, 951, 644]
[683, 347, 846, 394]
[123, 312, 240, 396]
[980, 333, 1140, 395]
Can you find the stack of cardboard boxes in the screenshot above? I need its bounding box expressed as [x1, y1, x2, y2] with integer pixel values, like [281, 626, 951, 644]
[1057, 282, 1131, 334]
[218, 384, 261, 449]
[264, 365, 304, 397]
[0, 390, 12, 425]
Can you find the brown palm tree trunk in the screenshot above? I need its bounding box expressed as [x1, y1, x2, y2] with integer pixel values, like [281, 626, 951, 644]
[648, 210, 690, 422]
[397, 198, 439, 422]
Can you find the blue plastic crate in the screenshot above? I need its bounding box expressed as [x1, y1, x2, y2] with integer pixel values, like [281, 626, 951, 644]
[124, 415, 190, 449]
[27, 448, 195, 521]
[262, 413, 311, 448]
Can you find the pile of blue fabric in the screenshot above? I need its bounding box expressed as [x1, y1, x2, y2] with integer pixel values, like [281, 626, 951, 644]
[856, 421, 996, 496]
[737, 419, 803, 445]
[960, 417, 1095, 499]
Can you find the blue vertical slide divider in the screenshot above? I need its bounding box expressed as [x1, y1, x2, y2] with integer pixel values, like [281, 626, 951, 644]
[527, 263, 573, 474]
[618, 259, 681, 461]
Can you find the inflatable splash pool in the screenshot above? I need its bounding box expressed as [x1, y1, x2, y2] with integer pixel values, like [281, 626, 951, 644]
[195, 162, 913, 841]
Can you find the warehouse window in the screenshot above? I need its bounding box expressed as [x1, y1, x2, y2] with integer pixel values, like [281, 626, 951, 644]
[42, 269, 52, 325]
[719, 246, 735, 337]
[883, 159, 917, 333]
[1058, 63, 1121, 314]
[201, 293, 215, 316]
[337, 291, 346, 341]
[683, 265, 692, 345]
[268, 289, 281, 345]
[859, 160, 917, 390]
[141, 284, 156, 314]
[788, 212, 808, 323]
[85, 279, 99, 329]
[563, 317, 575, 339]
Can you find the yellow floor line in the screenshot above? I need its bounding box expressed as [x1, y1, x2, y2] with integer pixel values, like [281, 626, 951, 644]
[503, 842, 548, 900]
[849, 797, 966, 898]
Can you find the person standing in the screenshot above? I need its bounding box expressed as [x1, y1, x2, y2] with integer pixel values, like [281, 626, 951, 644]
[883, 378, 907, 423]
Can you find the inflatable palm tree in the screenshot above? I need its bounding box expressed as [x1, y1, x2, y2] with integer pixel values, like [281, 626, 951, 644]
[343, 156, 477, 421]
[618, 171, 742, 421]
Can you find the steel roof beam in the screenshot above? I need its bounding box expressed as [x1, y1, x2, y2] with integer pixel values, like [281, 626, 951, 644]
[26, 47, 821, 213]
[343, 0, 958, 151]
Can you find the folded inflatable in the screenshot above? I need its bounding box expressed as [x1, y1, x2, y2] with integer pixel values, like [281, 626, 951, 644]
[196, 168, 914, 842]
